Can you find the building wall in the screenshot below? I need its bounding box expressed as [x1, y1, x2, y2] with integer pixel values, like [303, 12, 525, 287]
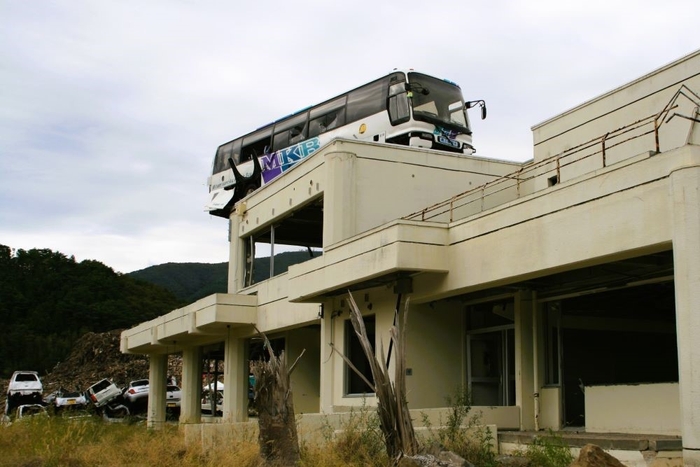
[286, 326, 321, 414]
[531, 50, 700, 185]
[405, 300, 464, 408]
[323, 142, 521, 245]
[585, 383, 681, 435]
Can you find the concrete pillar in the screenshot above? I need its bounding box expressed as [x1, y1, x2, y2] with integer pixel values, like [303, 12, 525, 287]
[228, 211, 247, 293]
[147, 353, 167, 430]
[223, 331, 248, 422]
[670, 165, 700, 466]
[515, 290, 535, 431]
[323, 150, 356, 246]
[319, 299, 335, 413]
[180, 346, 202, 424]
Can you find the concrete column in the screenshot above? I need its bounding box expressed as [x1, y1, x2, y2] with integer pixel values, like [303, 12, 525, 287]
[319, 299, 335, 413]
[670, 165, 700, 466]
[514, 290, 535, 431]
[323, 150, 356, 246]
[180, 346, 202, 424]
[223, 331, 248, 422]
[228, 211, 247, 293]
[147, 353, 167, 430]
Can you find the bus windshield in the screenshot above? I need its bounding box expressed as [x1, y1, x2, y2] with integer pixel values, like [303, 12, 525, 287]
[408, 72, 470, 134]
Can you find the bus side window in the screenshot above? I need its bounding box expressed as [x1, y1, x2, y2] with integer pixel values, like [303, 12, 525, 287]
[346, 77, 388, 122]
[272, 113, 308, 151]
[308, 97, 346, 138]
[288, 123, 306, 145]
[241, 129, 272, 162]
[388, 82, 409, 125]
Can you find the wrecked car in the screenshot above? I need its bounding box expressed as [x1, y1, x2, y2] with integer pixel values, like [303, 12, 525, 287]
[85, 379, 129, 418]
[123, 379, 149, 404]
[15, 404, 48, 420]
[51, 389, 88, 412]
[6, 371, 43, 415]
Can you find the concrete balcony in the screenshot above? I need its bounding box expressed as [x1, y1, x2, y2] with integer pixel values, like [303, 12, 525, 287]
[121, 293, 257, 354]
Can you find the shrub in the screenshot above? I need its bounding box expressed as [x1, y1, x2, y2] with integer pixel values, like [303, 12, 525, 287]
[516, 430, 574, 467]
[420, 388, 497, 467]
[299, 402, 388, 467]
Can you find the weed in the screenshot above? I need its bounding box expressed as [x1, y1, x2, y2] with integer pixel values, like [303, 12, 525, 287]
[513, 430, 574, 467]
[300, 403, 388, 467]
[420, 388, 497, 467]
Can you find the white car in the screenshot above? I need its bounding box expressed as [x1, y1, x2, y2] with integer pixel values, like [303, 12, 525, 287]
[166, 385, 181, 409]
[123, 379, 149, 404]
[201, 389, 223, 415]
[54, 390, 88, 410]
[15, 404, 48, 420]
[6, 371, 43, 414]
[86, 379, 122, 408]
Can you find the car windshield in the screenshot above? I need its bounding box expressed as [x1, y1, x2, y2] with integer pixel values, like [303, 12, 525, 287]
[15, 374, 38, 382]
[408, 72, 470, 134]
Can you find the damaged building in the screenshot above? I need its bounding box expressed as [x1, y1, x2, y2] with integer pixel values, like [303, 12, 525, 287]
[121, 50, 700, 465]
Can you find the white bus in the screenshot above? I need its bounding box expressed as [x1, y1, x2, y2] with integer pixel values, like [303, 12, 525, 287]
[206, 70, 486, 217]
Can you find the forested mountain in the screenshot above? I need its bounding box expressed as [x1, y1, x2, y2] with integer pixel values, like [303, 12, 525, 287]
[0, 245, 184, 378]
[128, 250, 315, 301]
[0, 245, 317, 379]
[128, 262, 228, 303]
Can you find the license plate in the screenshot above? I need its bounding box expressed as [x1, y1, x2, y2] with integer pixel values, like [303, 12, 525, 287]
[437, 135, 460, 148]
[67, 400, 76, 405]
[167, 402, 176, 407]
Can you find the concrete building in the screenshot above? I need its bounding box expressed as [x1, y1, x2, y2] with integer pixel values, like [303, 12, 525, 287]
[122, 50, 700, 465]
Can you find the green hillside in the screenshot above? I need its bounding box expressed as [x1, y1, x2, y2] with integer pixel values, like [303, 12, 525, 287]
[0, 244, 318, 379]
[127, 250, 315, 302]
[128, 262, 229, 303]
[0, 245, 184, 378]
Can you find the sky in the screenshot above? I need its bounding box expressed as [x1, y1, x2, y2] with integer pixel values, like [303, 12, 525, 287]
[1, 1, 698, 274]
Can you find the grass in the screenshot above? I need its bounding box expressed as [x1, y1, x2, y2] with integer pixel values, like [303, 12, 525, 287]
[513, 430, 574, 467]
[420, 388, 498, 467]
[0, 416, 261, 467]
[0, 407, 575, 467]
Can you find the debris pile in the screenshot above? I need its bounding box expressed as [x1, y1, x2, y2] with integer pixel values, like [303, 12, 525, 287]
[42, 330, 149, 392]
[1, 330, 182, 407]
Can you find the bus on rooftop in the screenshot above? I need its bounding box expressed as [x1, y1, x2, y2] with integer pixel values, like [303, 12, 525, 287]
[205, 70, 486, 218]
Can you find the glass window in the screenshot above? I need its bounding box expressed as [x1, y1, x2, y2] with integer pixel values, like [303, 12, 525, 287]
[241, 128, 272, 162]
[309, 97, 346, 138]
[272, 113, 308, 151]
[408, 72, 469, 133]
[388, 81, 410, 124]
[213, 140, 237, 174]
[346, 77, 389, 122]
[345, 315, 375, 395]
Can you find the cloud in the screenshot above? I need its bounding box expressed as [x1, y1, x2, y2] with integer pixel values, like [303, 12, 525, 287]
[1, 0, 697, 272]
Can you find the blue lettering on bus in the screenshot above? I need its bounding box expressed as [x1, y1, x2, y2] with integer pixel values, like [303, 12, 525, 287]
[261, 137, 321, 183]
[260, 152, 280, 172]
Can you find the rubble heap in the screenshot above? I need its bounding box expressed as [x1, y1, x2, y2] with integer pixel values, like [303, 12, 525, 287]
[1, 330, 182, 406]
[42, 330, 150, 393]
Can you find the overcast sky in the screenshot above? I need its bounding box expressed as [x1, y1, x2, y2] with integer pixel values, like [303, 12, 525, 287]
[1, 1, 697, 273]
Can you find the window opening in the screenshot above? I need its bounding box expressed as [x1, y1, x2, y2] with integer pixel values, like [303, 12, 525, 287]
[544, 301, 562, 385]
[345, 314, 376, 395]
[202, 349, 225, 417]
[466, 301, 515, 406]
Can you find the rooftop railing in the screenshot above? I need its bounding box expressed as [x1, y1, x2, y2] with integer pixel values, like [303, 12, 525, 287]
[404, 85, 700, 223]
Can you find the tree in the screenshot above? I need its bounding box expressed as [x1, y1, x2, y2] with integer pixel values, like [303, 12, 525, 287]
[250, 329, 305, 466]
[333, 292, 418, 462]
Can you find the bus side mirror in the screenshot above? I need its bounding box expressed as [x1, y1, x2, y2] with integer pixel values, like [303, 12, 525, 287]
[466, 100, 487, 120]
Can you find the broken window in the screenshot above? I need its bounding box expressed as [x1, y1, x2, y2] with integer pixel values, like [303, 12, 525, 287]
[345, 314, 375, 395]
[243, 196, 324, 287]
